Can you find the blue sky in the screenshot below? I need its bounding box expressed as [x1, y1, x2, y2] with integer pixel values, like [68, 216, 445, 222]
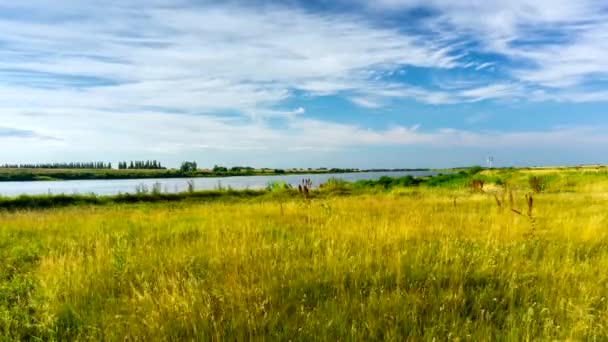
[1, 0, 607, 168]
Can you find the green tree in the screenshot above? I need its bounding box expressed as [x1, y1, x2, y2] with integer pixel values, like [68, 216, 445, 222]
[180, 161, 198, 173]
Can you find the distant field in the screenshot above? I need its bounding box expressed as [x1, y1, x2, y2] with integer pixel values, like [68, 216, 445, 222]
[0, 168, 183, 181]
[517, 165, 608, 174]
[1, 168, 608, 340]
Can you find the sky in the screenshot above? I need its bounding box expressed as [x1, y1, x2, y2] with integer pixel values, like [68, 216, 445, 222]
[1, 0, 607, 169]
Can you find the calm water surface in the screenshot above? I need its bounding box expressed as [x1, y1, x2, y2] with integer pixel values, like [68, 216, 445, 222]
[0, 171, 441, 197]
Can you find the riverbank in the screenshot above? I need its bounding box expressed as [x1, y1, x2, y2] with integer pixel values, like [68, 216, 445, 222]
[0, 170, 443, 198]
[0, 169, 477, 210]
[2, 166, 606, 210]
[0, 167, 433, 182]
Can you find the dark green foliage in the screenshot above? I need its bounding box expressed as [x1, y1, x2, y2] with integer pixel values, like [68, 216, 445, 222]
[425, 172, 471, 187]
[353, 175, 424, 189]
[328, 168, 358, 173]
[212, 165, 228, 173]
[468, 165, 484, 175]
[118, 160, 165, 170]
[230, 166, 255, 174]
[180, 161, 198, 173]
[0, 190, 268, 211]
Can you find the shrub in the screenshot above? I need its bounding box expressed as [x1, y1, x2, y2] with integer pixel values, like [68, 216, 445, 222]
[321, 178, 349, 190]
[468, 166, 484, 175]
[377, 176, 394, 189]
[181, 161, 198, 173]
[266, 180, 290, 192]
[425, 172, 469, 187]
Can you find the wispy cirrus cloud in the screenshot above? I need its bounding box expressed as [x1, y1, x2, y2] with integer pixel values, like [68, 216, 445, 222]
[3, 0, 606, 109]
[349, 97, 383, 109]
[354, 0, 608, 100]
[0, 1, 458, 113]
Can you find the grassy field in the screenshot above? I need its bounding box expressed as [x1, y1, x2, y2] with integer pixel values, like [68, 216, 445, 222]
[1, 168, 608, 340]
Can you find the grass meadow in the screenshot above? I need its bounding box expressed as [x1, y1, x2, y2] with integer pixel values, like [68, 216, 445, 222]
[1, 168, 608, 340]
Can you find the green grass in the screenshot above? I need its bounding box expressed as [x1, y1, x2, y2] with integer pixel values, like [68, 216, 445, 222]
[0, 190, 271, 210]
[1, 168, 608, 340]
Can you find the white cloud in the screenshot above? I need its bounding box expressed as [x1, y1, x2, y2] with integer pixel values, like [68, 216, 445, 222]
[457, 84, 523, 102]
[475, 63, 494, 71]
[349, 97, 383, 108]
[355, 0, 608, 97]
[1, 0, 607, 166]
[0, 1, 459, 114]
[2, 107, 607, 161]
[2, 0, 605, 111]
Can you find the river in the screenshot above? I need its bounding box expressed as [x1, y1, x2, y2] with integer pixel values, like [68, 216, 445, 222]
[0, 171, 441, 197]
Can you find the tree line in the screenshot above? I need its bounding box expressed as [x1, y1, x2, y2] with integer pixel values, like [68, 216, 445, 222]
[0, 160, 361, 173]
[117, 160, 165, 170]
[212, 165, 255, 173]
[0, 162, 112, 169]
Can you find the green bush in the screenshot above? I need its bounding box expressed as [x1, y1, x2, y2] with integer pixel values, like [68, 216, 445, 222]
[468, 166, 484, 175]
[353, 175, 424, 190]
[425, 172, 469, 187]
[266, 180, 290, 192]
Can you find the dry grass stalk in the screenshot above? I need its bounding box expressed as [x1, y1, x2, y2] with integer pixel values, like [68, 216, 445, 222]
[526, 193, 534, 218]
[299, 179, 312, 198]
[494, 194, 502, 208]
[470, 179, 485, 193]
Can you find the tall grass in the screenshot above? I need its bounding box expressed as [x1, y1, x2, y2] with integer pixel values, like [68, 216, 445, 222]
[1, 168, 608, 339]
[0, 195, 607, 339]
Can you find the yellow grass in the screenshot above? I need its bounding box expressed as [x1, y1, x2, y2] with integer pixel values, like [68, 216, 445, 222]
[2, 175, 608, 340]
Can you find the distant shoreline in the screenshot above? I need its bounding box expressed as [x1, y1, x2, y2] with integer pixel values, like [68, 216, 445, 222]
[0, 168, 432, 182]
[2, 164, 604, 182]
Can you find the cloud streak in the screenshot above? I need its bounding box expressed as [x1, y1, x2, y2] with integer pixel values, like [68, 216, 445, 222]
[0, 126, 60, 141]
